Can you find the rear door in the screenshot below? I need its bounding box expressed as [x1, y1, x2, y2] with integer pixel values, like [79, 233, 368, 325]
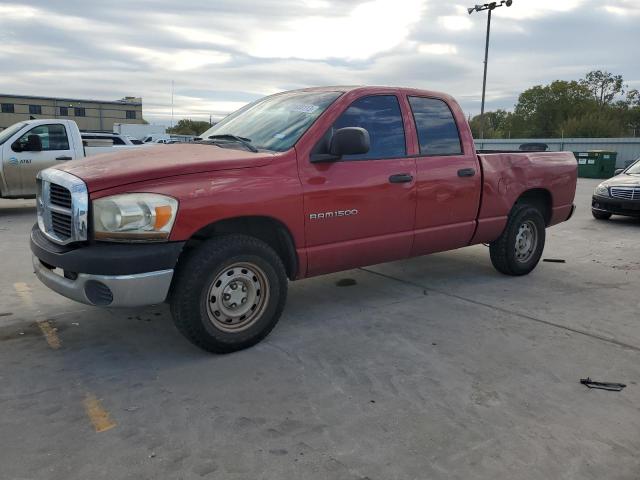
[408, 96, 481, 256]
[9, 123, 74, 196]
[299, 94, 417, 276]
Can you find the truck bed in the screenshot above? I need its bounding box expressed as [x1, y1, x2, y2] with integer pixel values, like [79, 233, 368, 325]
[472, 151, 578, 244]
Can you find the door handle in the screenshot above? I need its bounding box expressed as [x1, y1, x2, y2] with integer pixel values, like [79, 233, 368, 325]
[55, 156, 72, 161]
[457, 168, 476, 177]
[389, 173, 414, 184]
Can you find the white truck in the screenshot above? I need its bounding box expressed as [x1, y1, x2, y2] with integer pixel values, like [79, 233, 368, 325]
[0, 119, 141, 199]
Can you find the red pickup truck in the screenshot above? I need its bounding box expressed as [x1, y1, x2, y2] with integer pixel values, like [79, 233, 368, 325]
[31, 86, 577, 353]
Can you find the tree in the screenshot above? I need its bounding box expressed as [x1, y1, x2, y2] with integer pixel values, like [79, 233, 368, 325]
[469, 109, 515, 138]
[512, 80, 595, 137]
[473, 71, 635, 139]
[580, 70, 625, 108]
[558, 112, 624, 138]
[166, 119, 212, 136]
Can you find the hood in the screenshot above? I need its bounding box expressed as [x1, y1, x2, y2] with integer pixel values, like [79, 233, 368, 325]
[602, 174, 640, 187]
[57, 144, 275, 192]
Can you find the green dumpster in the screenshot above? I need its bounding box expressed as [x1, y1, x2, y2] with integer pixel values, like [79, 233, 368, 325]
[573, 151, 618, 179]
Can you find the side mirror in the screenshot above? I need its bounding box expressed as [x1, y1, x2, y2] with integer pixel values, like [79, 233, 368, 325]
[614, 168, 624, 176]
[330, 127, 370, 157]
[25, 134, 43, 152]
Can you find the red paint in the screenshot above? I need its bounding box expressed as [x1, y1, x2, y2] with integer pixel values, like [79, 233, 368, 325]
[55, 86, 578, 280]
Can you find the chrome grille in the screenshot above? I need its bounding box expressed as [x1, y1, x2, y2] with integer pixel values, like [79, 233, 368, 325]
[37, 169, 88, 245]
[610, 187, 640, 201]
[49, 183, 72, 208]
[51, 211, 72, 239]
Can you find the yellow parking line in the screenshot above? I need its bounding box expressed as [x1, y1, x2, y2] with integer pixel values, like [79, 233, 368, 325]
[13, 282, 63, 350]
[37, 320, 61, 350]
[83, 393, 116, 433]
[13, 282, 34, 309]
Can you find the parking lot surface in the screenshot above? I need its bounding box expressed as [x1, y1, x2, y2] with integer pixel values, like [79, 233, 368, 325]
[1, 178, 639, 480]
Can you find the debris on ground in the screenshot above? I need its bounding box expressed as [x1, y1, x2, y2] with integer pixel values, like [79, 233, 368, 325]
[580, 377, 626, 391]
[544, 259, 566, 263]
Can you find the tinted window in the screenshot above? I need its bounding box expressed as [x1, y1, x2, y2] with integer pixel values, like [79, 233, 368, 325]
[16, 124, 69, 151]
[59, 106, 68, 116]
[112, 136, 126, 145]
[29, 105, 42, 115]
[1, 103, 14, 113]
[74, 107, 86, 117]
[333, 95, 405, 160]
[126, 110, 136, 119]
[409, 97, 462, 156]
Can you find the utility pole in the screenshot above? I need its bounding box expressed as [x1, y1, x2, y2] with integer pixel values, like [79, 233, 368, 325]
[170, 80, 174, 128]
[468, 1, 513, 139]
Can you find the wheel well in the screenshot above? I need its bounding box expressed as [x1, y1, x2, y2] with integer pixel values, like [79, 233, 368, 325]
[515, 189, 552, 225]
[182, 217, 299, 280]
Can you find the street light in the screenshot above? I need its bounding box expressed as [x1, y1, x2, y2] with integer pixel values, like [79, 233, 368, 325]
[468, 0, 513, 139]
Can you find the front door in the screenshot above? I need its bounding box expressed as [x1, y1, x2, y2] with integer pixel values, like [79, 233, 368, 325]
[7, 123, 74, 196]
[299, 94, 417, 276]
[407, 96, 482, 256]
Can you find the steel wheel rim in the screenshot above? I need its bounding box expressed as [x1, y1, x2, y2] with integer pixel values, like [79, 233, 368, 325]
[206, 262, 270, 332]
[514, 220, 538, 263]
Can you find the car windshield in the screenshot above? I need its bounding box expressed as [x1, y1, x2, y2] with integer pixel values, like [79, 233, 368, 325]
[0, 122, 26, 145]
[627, 159, 640, 175]
[200, 91, 342, 152]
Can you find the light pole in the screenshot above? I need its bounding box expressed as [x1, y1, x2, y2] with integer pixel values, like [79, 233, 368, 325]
[468, 0, 513, 139]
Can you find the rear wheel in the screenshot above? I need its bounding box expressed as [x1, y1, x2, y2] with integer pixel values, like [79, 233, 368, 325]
[592, 209, 612, 220]
[170, 235, 287, 353]
[490, 205, 546, 276]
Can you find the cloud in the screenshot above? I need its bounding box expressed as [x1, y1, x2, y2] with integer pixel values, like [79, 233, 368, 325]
[246, 0, 426, 60]
[418, 44, 459, 55]
[0, 0, 636, 125]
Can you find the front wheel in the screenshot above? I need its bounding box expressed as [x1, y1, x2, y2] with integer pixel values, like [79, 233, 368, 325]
[490, 205, 546, 276]
[592, 209, 612, 220]
[170, 235, 288, 353]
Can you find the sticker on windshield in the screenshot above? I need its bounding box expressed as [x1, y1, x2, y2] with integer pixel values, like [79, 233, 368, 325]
[289, 104, 319, 114]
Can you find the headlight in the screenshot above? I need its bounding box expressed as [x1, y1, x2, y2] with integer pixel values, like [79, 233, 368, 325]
[594, 184, 609, 197]
[93, 193, 178, 242]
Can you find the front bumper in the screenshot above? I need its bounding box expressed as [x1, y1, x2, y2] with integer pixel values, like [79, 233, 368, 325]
[32, 256, 173, 307]
[30, 225, 184, 307]
[592, 195, 640, 217]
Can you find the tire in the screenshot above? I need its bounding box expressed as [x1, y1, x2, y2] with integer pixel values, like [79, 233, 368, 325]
[592, 209, 612, 220]
[490, 204, 546, 276]
[170, 234, 288, 353]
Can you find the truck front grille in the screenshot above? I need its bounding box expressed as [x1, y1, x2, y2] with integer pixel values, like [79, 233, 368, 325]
[37, 169, 88, 245]
[49, 183, 72, 208]
[610, 187, 640, 201]
[51, 211, 72, 239]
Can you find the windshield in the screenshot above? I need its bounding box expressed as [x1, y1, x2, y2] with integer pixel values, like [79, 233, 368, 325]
[200, 91, 342, 152]
[627, 158, 640, 175]
[0, 122, 27, 145]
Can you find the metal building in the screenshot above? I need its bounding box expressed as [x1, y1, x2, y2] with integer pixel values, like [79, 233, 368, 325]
[0, 94, 144, 132]
[475, 138, 640, 168]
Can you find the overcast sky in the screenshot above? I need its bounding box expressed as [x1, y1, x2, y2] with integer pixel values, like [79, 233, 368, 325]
[0, 0, 638, 125]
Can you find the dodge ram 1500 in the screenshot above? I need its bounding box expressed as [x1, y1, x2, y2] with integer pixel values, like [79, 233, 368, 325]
[30, 86, 578, 353]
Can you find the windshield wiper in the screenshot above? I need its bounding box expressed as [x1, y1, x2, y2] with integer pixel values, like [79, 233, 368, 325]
[208, 134, 258, 153]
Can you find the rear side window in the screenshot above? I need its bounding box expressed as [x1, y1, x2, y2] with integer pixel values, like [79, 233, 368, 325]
[409, 97, 462, 156]
[333, 95, 406, 160]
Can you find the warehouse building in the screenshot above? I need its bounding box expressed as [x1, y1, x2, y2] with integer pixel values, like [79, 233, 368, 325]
[0, 94, 144, 132]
